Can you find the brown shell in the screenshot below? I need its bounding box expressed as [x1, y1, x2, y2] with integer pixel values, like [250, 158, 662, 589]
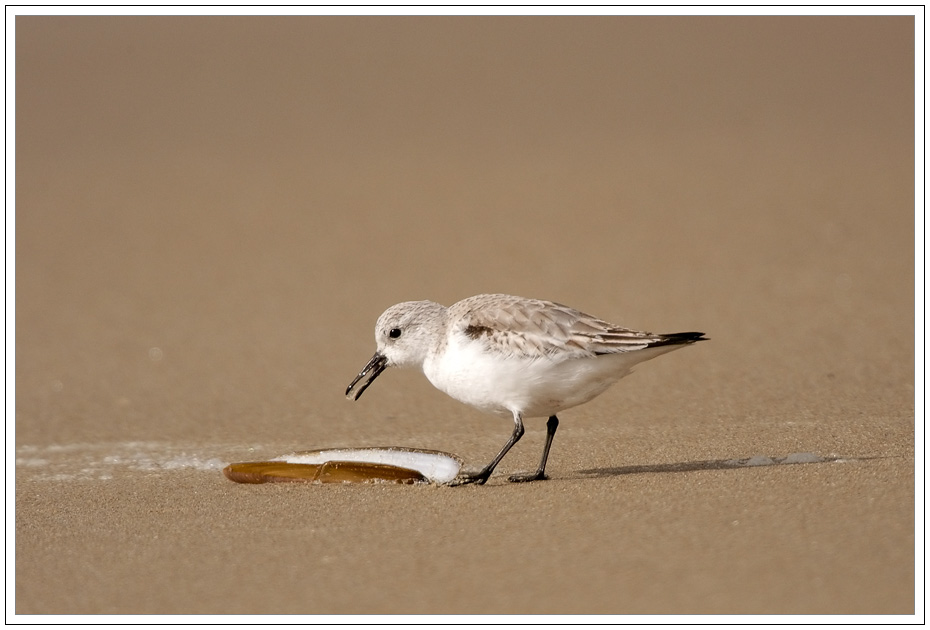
[223, 460, 427, 484]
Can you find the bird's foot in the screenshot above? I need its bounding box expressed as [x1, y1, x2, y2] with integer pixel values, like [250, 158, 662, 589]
[507, 470, 548, 483]
[448, 469, 492, 486]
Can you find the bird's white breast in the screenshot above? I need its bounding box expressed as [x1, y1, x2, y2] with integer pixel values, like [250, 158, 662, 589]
[422, 332, 646, 418]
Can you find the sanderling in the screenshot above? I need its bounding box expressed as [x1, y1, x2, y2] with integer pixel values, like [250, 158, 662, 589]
[346, 294, 706, 485]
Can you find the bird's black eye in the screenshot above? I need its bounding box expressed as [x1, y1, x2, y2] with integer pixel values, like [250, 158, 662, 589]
[389, 328, 402, 339]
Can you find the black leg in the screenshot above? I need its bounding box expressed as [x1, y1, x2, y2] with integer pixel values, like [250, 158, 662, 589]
[451, 413, 525, 486]
[508, 415, 559, 483]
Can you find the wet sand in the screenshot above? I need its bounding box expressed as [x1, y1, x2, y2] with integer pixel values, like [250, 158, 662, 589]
[14, 16, 916, 615]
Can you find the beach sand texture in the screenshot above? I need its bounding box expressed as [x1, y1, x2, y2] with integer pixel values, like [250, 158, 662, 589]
[15, 16, 915, 614]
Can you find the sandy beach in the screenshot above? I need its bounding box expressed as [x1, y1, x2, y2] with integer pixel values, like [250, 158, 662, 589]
[14, 16, 916, 615]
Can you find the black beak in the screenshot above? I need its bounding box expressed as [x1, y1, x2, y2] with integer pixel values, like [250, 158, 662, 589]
[345, 352, 388, 401]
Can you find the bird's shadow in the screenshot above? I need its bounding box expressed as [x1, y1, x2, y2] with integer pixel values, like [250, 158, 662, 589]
[572, 452, 876, 480]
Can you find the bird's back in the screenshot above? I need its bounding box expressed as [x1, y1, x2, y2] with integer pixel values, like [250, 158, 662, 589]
[426, 294, 706, 417]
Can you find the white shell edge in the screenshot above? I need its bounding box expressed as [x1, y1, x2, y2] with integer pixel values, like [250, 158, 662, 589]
[273, 447, 463, 484]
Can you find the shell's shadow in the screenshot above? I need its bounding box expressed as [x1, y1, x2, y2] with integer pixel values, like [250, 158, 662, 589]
[575, 452, 866, 479]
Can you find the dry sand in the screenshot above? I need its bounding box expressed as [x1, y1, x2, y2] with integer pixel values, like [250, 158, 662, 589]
[14, 16, 916, 615]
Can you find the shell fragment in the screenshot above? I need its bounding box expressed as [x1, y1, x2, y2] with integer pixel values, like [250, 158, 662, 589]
[223, 447, 462, 485]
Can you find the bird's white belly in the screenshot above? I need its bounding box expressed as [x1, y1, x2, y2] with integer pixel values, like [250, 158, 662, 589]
[423, 338, 636, 418]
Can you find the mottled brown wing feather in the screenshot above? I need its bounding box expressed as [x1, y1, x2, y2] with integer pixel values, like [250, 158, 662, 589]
[452, 294, 705, 359]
